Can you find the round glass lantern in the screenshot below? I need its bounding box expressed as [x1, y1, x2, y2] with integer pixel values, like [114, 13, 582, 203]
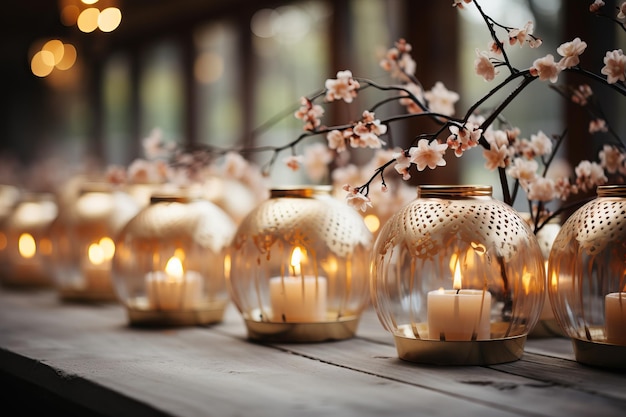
[548, 185, 626, 369]
[52, 183, 141, 302]
[2, 192, 58, 288]
[112, 192, 236, 326]
[228, 186, 373, 342]
[370, 185, 546, 365]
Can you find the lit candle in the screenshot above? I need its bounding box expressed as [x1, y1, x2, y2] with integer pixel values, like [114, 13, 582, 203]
[269, 247, 327, 323]
[605, 292, 626, 345]
[14, 232, 41, 279]
[427, 262, 491, 341]
[82, 237, 116, 292]
[145, 255, 203, 311]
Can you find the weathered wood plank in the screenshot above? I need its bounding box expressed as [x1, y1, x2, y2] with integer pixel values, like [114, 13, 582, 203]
[0, 290, 535, 417]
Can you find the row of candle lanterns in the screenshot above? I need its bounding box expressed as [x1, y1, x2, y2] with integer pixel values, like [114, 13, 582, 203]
[0, 180, 624, 369]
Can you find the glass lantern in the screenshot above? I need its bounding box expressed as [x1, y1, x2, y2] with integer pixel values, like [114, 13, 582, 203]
[548, 185, 626, 369]
[228, 186, 373, 342]
[112, 192, 236, 326]
[52, 183, 141, 302]
[371, 185, 546, 365]
[2, 192, 58, 288]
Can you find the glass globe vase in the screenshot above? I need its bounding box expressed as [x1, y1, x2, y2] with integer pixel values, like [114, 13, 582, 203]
[370, 185, 546, 365]
[112, 192, 236, 326]
[548, 185, 626, 369]
[51, 183, 142, 302]
[228, 186, 373, 342]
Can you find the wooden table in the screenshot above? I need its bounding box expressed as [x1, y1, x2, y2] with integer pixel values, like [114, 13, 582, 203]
[1, 288, 625, 417]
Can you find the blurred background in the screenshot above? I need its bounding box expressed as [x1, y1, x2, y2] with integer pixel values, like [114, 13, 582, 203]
[0, 0, 624, 196]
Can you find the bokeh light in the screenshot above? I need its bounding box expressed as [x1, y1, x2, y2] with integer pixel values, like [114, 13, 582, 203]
[98, 7, 122, 32]
[77, 7, 100, 33]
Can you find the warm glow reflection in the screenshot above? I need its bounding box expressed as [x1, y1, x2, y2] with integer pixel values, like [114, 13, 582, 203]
[56, 44, 77, 70]
[0, 232, 7, 251]
[165, 256, 184, 280]
[363, 214, 380, 234]
[99, 237, 115, 260]
[39, 237, 53, 256]
[88, 243, 105, 266]
[453, 261, 462, 290]
[223, 253, 231, 279]
[42, 39, 64, 65]
[98, 7, 122, 32]
[82, 0, 99, 4]
[31, 51, 54, 77]
[77, 8, 100, 33]
[18, 233, 37, 259]
[290, 247, 302, 276]
[522, 271, 533, 295]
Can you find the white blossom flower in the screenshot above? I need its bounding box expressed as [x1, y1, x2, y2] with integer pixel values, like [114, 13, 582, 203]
[424, 82, 459, 117]
[526, 177, 556, 201]
[408, 139, 448, 171]
[575, 160, 607, 191]
[294, 96, 324, 131]
[599, 145, 624, 174]
[327, 129, 348, 152]
[393, 151, 412, 180]
[221, 152, 250, 180]
[530, 131, 553, 156]
[346, 189, 373, 212]
[619, 1, 626, 19]
[600, 49, 626, 84]
[303, 143, 333, 182]
[127, 159, 168, 184]
[507, 157, 538, 183]
[589, 0, 605, 13]
[557, 37, 587, 68]
[474, 49, 498, 81]
[530, 54, 561, 83]
[483, 140, 509, 170]
[325, 70, 360, 103]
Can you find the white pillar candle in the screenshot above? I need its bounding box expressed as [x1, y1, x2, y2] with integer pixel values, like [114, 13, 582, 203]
[81, 239, 116, 291]
[269, 275, 327, 322]
[427, 262, 491, 341]
[605, 292, 626, 345]
[145, 256, 203, 311]
[268, 247, 327, 323]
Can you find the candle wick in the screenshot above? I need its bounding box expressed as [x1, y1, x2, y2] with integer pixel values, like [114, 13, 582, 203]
[456, 288, 460, 295]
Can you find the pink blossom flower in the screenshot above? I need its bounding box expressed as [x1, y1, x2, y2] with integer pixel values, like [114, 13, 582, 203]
[589, 119, 608, 133]
[380, 39, 416, 81]
[283, 155, 304, 171]
[424, 82, 459, 117]
[393, 151, 412, 180]
[526, 177, 556, 201]
[483, 140, 509, 170]
[619, 2, 626, 19]
[399, 83, 425, 114]
[221, 152, 250, 180]
[600, 49, 626, 84]
[530, 54, 561, 83]
[346, 189, 373, 212]
[350, 111, 387, 149]
[589, 0, 605, 13]
[142, 128, 169, 160]
[127, 159, 168, 184]
[474, 49, 498, 81]
[332, 165, 361, 189]
[105, 165, 127, 185]
[446, 123, 482, 157]
[409, 139, 448, 171]
[599, 145, 624, 174]
[575, 160, 607, 191]
[571, 84, 593, 105]
[452, 0, 473, 9]
[294, 97, 324, 131]
[508, 21, 533, 47]
[557, 37, 587, 68]
[325, 70, 360, 103]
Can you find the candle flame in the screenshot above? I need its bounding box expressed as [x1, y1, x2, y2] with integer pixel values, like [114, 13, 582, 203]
[290, 247, 302, 276]
[165, 256, 184, 280]
[18, 233, 36, 259]
[88, 243, 105, 266]
[99, 237, 115, 260]
[453, 261, 462, 291]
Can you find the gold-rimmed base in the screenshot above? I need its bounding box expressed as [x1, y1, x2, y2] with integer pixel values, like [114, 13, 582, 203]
[244, 313, 360, 343]
[127, 302, 227, 327]
[572, 338, 626, 369]
[59, 288, 118, 303]
[393, 323, 526, 365]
